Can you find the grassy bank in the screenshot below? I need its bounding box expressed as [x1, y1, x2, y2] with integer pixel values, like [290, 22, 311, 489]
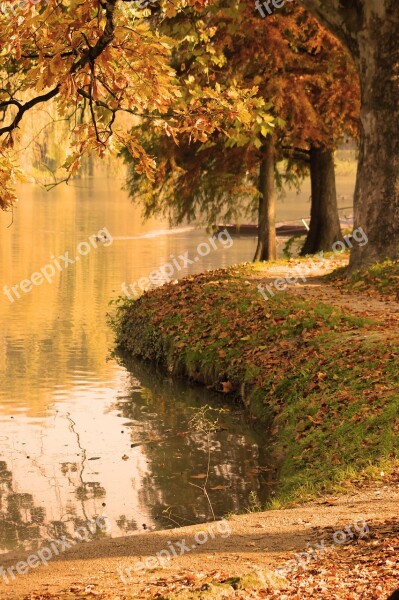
[328, 259, 399, 301]
[112, 264, 399, 504]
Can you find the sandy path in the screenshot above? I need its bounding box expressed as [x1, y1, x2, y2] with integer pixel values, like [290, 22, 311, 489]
[0, 484, 398, 599]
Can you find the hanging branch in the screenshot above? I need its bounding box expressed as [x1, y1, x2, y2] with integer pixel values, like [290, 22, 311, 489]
[0, 0, 118, 138]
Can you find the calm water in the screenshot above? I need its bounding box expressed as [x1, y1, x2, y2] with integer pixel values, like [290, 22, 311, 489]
[0, 178, 266, 556]
[0, 173, 355, 555]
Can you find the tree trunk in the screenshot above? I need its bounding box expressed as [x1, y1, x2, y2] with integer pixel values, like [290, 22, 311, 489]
[301, 146, 343, 255]
[300, 0, 399, 269]
[253, 136, 276, 262]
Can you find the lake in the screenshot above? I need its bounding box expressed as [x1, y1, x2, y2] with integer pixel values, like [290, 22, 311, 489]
[0, 170, 355, 554]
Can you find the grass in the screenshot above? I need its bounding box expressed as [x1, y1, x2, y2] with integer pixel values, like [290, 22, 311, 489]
[111, 263, 399, 505]
[328, 259, 399, 300]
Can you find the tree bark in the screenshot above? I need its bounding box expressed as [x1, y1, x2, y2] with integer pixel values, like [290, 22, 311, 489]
[300, 0, 399, 269]
[253, 136, 276, 262]
[301, 146, 343, 255]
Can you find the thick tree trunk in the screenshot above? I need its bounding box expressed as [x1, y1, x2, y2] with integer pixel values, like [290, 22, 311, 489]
[301, 146, 343, 255]
[350, 16, 399, 268]
[253, 137, 276, 262]
[300, 0, 399, 269]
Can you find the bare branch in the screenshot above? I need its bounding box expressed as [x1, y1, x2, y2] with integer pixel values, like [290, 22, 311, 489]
[0, 86, 60, 135]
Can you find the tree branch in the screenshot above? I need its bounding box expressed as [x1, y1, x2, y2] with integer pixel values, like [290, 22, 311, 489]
[0, 98, 22, 110]
[282, 148, 311, 163]
[71, 0, 117, 74]
[0, 0, 118, 137]
[0, 86, 60, 135]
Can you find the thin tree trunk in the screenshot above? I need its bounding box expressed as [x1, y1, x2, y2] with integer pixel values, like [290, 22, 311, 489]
[253, 136, 276, 262]
[301, 146, 343, 255]
[299, 0, 399, 269]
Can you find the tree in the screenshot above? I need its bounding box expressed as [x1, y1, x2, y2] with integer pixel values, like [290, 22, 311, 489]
[254, 135, 277, 261]
[190, 2, 359, 260]
[299, 0, 399, 268]
[298, 30, 359, 255]
[0, 0, 177, 207]
[0, 0, 255, 209]
[300, 145, 342, 255]
[125, 1, 359, 261]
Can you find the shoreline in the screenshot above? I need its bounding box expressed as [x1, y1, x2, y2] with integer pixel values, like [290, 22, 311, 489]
[1, 485, 398, 598]
[113, 257, 399, 505]
[0, 257, 398, 598]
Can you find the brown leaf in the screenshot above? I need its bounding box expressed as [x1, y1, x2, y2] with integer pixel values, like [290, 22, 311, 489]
[221, 381, 232, 393]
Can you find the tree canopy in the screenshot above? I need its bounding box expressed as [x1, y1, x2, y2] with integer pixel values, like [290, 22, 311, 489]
[300, 0, 399, 267]
[1, 0, 397, 268]
[0, 0, 264, 207]
[123, 1, 359, 259]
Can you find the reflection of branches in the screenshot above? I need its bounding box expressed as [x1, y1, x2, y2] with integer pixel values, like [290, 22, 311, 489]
[116, 514, 138, 532]
[65, 413, 89, 521]
[0, 461, 44, 552]
[161, 507, 182, 528]
[76, 482, 106, 501]
[160, 506, 198, 528]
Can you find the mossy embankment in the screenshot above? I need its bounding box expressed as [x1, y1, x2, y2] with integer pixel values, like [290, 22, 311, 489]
[112, 264, 399, 504]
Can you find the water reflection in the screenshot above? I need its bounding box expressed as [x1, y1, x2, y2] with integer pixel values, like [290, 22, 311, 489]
[0, 460, 42, 553]
[0, 362, 273, 554]
[0, 179, 264, 555]
[114, 359, 274, 530]
[0, 173, 354, 556]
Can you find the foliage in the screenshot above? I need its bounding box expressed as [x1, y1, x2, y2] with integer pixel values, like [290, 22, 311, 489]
[283, 234, 305, 259]
[246, 490, 263, 513]
[328, 260, 399, 302]
[126, 518, 399, 598]
[123, 1, 360, 228]
[0, 151, 25, 209]
[0, 0, 264, 208]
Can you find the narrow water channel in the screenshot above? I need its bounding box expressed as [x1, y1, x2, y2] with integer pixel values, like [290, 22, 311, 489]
[0, 178, 271, 555]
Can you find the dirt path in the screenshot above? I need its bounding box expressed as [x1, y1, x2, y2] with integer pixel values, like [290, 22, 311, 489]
[250, 256, 399, 324]
[0, 484, 398, 599]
